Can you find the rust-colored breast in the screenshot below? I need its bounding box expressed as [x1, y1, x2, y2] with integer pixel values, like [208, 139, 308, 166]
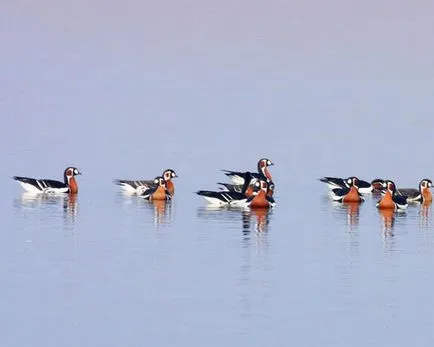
[342, 187, 362, 203]
[422, 188, 432, 203]
[379, 208, 395, 230]
[68, 177, 79, 194]
[166, 180, 175, 196]
[151, 186, 168, 201]
[377, 191, 396, 210]
[249, 191, 270, 208]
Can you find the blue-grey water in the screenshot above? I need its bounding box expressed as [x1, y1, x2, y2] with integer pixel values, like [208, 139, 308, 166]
[2, 1, 434, 346]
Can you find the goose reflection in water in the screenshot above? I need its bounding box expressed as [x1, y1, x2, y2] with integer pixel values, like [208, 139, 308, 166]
[343, 202, 360, 229]
[14, 193, 79, 228]
[419, 201, 432, 229]
[242, 208, 272, 233]
[378, 208, 396, 237]
[145, 200, 172, 227]
[63, 194, 78, 226]
[197, 206, 272, 234]
[331, 201, 361, 230]
[15, 192, 64, 208]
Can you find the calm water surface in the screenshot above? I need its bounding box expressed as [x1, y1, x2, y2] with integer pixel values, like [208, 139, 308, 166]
[2, 179, 434, 346]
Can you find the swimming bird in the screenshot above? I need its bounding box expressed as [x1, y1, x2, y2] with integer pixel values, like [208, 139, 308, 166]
[376, 180, 408, 210]
[114, 169, 177, 195]
[330, 177, 364, 203]
[13, 167, 81, 194]
[141, 177, 172, 201]
[197, 176, 275, 208]
[218, 180, 275, 198]
[223, 158, 273, 185]
[196, 172, 252, 206]
[397, 179, 432, 204]
[319, 176, 375, 194]
[247, 180, 275, 209]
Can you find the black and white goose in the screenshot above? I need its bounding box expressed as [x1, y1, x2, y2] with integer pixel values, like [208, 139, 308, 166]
[141, 177, 172, 201]
[319, 176, 374, 194]
[396, 179, 433, 204]
[114, 169, 177, 195]
[13, 167, 81, 194]
[330, 177, 364, 203]
[196, 172, 253, 207]
[376, 180, 408, 210]
[222, 158, 273, 185]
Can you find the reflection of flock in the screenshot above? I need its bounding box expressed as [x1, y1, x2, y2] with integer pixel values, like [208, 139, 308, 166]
[197, 206, 272, 233]
[15, 193, 78, 227]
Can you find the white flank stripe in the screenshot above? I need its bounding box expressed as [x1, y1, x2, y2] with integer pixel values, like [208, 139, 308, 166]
[203, 196, 228, 206]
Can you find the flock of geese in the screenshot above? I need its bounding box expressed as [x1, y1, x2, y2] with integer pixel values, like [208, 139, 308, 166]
[11, 162, 433, 216]
[320, 176, 433, 210]
[12, 159, 276, 209]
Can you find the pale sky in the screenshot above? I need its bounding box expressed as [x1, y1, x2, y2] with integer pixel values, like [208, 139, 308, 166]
[1, 0, 434, 188]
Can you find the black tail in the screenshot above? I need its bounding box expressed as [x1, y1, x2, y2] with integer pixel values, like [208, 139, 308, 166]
[13, 176, 37, 185]
[223, 170, 243, 178]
